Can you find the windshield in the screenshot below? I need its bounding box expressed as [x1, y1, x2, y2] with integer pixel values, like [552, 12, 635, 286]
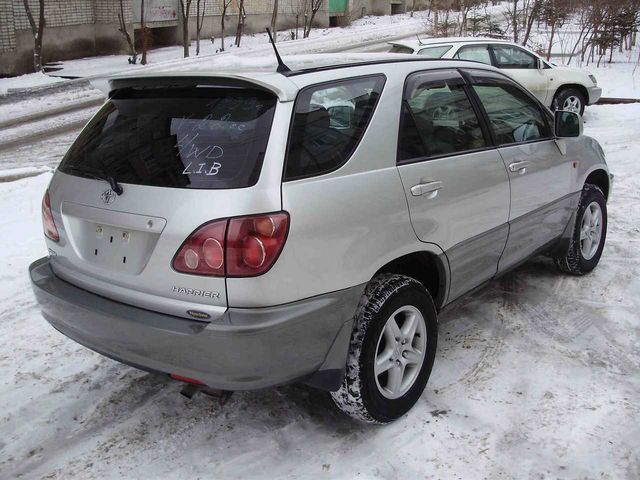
[59, 87, 277, 189]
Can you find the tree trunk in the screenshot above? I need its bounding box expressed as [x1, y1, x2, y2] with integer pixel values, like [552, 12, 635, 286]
[195, 0, 203, 55]
[512, 0, 519, 43]
[235, 0, 245, 47]
[271, 0, 278, 40]
[118, 0, 137, 63]
[140, 0, 148, 64]
[22, 0, 45, 72]
[221, 3, 227, 51]
[522, 1, 539, 46]
[546, 22, 555, 61]
[180, 0, 191, 57]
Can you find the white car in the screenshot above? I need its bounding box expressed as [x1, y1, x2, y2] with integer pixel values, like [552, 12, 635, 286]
[389, 37, 602, 115]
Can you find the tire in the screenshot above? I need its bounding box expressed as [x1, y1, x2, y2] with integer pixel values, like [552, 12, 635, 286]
[553, 87, 586, 116]
[555, 184, 607, 275]
[330, 274, 438, 424]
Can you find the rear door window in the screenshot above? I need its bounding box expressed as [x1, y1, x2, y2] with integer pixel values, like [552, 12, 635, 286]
[59, 87, 277, 189]
[398, 71, 488, 162]
[455, 45, 492, 65]
[284, 75, 385, 180]
[491, 45, 538, 69]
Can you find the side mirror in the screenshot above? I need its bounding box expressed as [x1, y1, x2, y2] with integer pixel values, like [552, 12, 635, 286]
[537, 58, 544, 70]
[555, 110, 582, 138]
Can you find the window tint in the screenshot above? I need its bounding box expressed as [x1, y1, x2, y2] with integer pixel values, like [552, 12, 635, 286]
[472, 82, 551, 145]
[492, 45, 538, 69]
[398, 76, 487, 162]
[389, 45, 415, 54]
[285, 76, 385, 180]
[455, 45, 492, 65]
[417, 45, 452, 58]
[59, 87, 277, 189]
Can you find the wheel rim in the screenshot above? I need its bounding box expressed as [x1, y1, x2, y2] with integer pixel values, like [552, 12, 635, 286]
[563, 95, 582, 114]
[580, 201, 603, 260]
[374, 305, 427, 400]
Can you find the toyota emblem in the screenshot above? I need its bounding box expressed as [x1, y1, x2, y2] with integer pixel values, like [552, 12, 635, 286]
[100, 189, 116, 204]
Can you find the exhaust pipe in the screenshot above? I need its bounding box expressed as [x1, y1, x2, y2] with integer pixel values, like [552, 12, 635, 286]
[179, 383, 233, 406]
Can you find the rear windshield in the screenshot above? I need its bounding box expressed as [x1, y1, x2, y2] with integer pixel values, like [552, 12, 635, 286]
[389, 45, 415, 54]
[59, 87, 277, 189]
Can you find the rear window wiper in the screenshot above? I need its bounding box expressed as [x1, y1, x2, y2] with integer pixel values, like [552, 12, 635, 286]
[64, 166, 124, 195]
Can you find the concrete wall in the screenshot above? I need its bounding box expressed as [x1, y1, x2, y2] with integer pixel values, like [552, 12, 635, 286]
[2, 0, 447, 76]
[0, 0, 330, 75]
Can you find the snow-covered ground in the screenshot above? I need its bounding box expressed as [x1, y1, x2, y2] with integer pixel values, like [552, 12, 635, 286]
[0, 78, 639, 480]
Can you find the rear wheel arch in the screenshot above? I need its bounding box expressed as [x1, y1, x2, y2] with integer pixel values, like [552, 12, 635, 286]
[374, 251, 447, 311]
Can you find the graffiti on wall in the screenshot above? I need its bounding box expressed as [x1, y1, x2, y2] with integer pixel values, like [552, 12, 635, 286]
[133, 0, 179, 23]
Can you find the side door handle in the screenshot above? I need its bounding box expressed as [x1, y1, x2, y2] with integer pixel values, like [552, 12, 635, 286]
[509, 161, 530, 174]
[411, 180, 443, 198]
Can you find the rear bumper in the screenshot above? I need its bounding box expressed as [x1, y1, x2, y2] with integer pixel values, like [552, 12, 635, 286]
[30, 257, 363, 391]
[587, 85, 602, 105]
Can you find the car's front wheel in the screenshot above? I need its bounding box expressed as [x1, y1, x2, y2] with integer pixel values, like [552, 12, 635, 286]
[554, 87, 586, 116]
[555, 183, 607, 275]
[330, 274, 438, 423]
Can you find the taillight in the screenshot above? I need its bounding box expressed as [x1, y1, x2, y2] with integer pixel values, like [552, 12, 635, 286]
[42, 190, 59, 242]
[173, 220, 226, 276]
[172, 212, 289, 278]
[226, 212, 289, 277]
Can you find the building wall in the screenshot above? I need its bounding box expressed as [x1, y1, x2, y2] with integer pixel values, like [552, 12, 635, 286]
[1, 0, 432, 76]
[0, 0, 330, 75]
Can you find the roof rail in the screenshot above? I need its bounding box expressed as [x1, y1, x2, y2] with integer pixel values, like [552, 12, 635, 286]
[285, 57, 490, 77]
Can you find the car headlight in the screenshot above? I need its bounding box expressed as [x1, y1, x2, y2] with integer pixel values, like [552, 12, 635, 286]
[588, 74, 598, 85]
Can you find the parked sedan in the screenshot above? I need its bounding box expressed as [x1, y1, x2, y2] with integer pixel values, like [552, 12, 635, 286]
[388, 37, 602, 115]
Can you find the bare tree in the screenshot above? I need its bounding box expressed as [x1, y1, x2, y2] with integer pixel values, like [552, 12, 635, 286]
[541, 0, 569, 60]
[140, 0, 148, 65]
[220, 0, 234, 51]
[235, 0, 246, 46]
[271, 0, 279, 40]
[117, 0, 137, 64]
[512, 0, 519, 42]
[179, 0, 193, 57]
[22, 0, 45, 72]
[195, 0, 206, 55]
[521, 0, 542, 46]
[303, 0, 324, 38]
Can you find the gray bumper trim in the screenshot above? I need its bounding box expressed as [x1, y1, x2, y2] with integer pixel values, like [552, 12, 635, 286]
[587, 85, 602, 105]
[30, 257, 364, 391]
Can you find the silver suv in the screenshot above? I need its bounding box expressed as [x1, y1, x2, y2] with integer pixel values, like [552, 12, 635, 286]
[30, 57, 612, 423]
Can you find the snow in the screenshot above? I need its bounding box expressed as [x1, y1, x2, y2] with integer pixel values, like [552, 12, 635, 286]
[0, 72, 64, 95]
[0, 79, 639, 480]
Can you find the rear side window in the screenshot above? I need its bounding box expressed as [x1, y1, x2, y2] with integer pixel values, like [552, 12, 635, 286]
[284, 75, 385, 180]
[417, 45, 452, 58]
[59, 87, 277, 189]
[455, 45, 492, 65]
[472, 82, 551, 145]
[398, 74, 487, 162]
